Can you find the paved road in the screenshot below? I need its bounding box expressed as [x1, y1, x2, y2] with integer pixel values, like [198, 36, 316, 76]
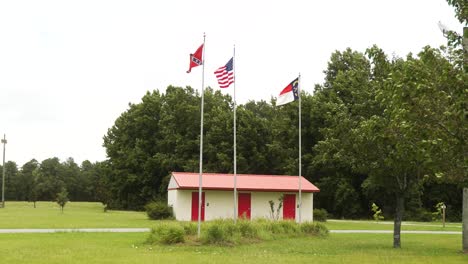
[0, 228, 151, 233]
[330, 230, 461, 234]
[328, 219, 462, 228]
[0, 228, 461, 234]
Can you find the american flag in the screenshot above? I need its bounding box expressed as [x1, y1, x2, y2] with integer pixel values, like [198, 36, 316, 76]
[214, 58, 234, 88]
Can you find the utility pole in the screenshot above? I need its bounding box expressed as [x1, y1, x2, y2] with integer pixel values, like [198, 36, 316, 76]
[1, 134, 6, 208]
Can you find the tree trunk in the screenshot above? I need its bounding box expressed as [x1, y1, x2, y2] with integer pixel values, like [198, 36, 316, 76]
[393, 194, 404, 248]
[463, 188, 468, 253]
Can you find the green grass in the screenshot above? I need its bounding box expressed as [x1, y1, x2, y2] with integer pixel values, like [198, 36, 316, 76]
[0, 201, 153, 228]
[0, 232, 466, 264]
[324, 220, 462, 232]
[0, 201, 466, 263]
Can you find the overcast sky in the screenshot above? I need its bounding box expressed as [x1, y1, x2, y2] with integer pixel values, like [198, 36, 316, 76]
[0, 0, 463, 167]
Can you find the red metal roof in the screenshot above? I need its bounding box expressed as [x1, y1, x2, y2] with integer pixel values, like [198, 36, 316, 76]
[170, 172, 320, 193]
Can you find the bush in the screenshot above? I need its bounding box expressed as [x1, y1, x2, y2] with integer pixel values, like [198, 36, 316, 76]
[238, 220, 258, 238]
[371, 203, 384, 221]
[146, 218, 329, 246]
[201, 220, 241, 245]
[313, 208, 328, 222]
[300, 222, 329, 237]
[147, 224, 185, 244]
[144, 201, 174, 220]
[203, 222, 232, 244]
[181, 222, 197, 236]
[278, 220, 300, 235]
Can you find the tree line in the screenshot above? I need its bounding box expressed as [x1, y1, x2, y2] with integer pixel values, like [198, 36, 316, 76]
[1, 37, 465, 226]
[0, 158, 109, 205]
[2, 5, 465, 229]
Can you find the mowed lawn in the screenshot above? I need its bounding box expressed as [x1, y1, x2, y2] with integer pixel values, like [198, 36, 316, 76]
[0, 202, 466, 263]
[325, 220, 462, 232]
[0, 201, 152, 228]
[0, 232, 466, 264]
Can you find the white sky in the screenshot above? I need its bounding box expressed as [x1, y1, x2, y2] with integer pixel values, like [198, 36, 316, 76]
[0, 0, 463, 167]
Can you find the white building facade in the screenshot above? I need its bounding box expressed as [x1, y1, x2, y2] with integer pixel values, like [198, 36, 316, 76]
[167, 172, 319, 222]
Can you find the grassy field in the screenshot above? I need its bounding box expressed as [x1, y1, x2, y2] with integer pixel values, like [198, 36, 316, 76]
[325, 219, 462, 232]
[0, 201, 152, 228]
[0, 201, 462, 231]
[0, 232, 466, 264]
[0, 201, 466, 263]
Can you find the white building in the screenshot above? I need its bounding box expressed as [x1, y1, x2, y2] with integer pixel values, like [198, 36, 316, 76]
[167, 172, 320, 222]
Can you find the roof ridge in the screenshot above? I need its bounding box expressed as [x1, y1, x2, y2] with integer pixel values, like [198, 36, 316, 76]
[172, 172, 302, 177]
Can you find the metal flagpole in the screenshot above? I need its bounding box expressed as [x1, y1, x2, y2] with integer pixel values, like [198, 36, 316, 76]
[1, 134, 6, 208]
[233, 45, 238, 223]
[197, 33, 206, 238]
[298, 74, 302, 223]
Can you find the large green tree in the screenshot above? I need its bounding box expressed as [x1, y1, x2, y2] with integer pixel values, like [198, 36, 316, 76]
[314, 43, 465, 248]
[103, 87, 237, 209]
[34, 158, 66, 201]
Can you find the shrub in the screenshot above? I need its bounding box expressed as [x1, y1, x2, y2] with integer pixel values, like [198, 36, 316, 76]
[313, 208, 328, 222]
[371, 203, 384, 221]
[203, 223, 229, 244]
[278, 220, 300, 235]
[262, 220, 299, 236]
[238, 220, 258, 238]
[147, 224, 185, 244]
[144, 201, 174, 220]
[300, 222, 329, 237]
[181, 222, 197, 236]
[147, 219, 329, 246]
[160, 225, 185, 244]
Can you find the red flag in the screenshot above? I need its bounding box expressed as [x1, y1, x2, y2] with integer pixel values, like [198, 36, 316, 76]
[187, 44, 204, 73]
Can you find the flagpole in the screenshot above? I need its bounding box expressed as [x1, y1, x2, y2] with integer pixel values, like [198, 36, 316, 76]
[298, 73, 302, 223]
[197, 33, 206, 238]
[233, 45, 238, 223]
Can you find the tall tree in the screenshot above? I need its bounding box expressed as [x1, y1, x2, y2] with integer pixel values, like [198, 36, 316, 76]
[3, 161, 18, 200]
[312, 45, 463, 248]
[35, 158, 65, 201]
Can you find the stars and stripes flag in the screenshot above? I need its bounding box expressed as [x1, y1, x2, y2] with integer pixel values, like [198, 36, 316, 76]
[214, 57, 234, 88]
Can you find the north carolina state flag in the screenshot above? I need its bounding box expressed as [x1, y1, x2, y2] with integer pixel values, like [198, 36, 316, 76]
[187, 44, 204, 73]
[277, 77, 299, 106]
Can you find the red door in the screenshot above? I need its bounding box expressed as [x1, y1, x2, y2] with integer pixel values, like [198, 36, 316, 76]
[191, 192, 205, 221]
[283, 194, 296, 220]
[238, 193, 251, 219]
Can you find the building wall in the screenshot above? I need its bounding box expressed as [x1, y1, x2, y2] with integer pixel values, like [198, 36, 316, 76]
[251, 192, 314, 222]
[169, 189, 315, 222]
[168, 189, 191, 221]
